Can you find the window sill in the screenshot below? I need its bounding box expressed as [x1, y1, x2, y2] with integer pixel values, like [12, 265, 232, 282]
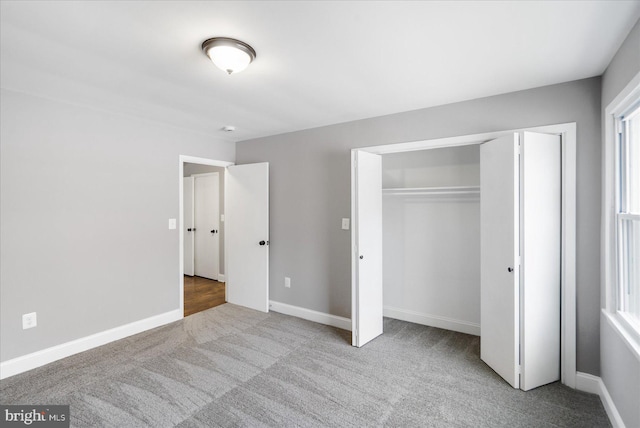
[602, 309, 640, 361]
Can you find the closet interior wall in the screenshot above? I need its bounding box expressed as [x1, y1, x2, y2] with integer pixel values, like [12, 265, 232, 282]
[381, 144, 481, 335]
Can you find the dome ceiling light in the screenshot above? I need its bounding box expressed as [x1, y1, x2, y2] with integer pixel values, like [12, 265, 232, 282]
[201, 37, 256, 75]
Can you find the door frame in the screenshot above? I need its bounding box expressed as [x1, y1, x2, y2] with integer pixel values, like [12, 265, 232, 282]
[179, 155, 233, 318]
[351, 122, 577, 388]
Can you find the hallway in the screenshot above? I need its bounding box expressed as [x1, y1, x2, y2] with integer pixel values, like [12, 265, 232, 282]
[184, 275, 225, 316]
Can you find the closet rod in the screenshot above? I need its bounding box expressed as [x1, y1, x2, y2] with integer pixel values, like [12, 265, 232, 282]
[382, 186, 480, 196]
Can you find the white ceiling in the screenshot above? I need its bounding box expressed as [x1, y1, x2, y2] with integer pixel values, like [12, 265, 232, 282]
[2, 1, 639, 143]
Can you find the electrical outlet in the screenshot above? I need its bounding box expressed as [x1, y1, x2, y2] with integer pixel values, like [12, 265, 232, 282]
[23, 312, 37, 330]
[168, 218, 177, 229]
[285, 277, 291, 288]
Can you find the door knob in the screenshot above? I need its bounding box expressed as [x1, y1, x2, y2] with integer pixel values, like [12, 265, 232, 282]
[187, 228, 192, 232]
[359, 255, 364, 260]
[211, 229, 217, 234]
[507, 267, 514, 273]
[259, 240, 266, 246]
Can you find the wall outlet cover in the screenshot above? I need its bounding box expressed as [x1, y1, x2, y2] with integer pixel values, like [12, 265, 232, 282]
[22, 312, 37, 329]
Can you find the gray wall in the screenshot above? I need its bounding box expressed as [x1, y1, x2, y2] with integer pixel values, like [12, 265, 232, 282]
[184, 163, 226, 276]
[0, 89, 234, 362]
[237, 77, 602, 376]
[600, 19, 640, 428]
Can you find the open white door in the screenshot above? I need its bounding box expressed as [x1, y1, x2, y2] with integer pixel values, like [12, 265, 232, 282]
[351, 150, 383, 347]
[226, 162, 269, 313]
[183, 177, 195, 276]
[520, 131, 561, 391]
[480, 133, 520, 388]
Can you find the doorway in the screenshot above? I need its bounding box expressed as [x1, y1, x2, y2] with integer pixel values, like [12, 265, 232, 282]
[351, 122, 578, 389]
[184, 170, 223, 280]
[178, 155, 271, 318]
[381, 144, 481, 336]
[183, 165, 225, 316]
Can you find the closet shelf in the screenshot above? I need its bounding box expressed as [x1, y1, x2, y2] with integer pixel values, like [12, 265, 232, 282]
[382, 186, 480, 197]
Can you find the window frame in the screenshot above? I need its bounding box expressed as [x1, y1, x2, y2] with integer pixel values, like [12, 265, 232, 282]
[604, 71, 640, 358]
[616, 102, 640, 333]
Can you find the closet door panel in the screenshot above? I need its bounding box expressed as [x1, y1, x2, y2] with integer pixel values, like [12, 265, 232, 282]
[352, 150, 383, 347]
[480, 133, 520, 389]
[520, 131, 561, 391]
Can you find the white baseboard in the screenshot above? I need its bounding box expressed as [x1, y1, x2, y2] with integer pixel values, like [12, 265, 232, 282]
[269, 300, 351, 331]
[575, 371, 601, 394]
[383, 306, 480, 336]
[217, 274, 225, 282]
[0, 309, 182, 380]
[576, 372, 626, 428]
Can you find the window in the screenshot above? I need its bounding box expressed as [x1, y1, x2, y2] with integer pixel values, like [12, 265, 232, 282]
[616, 100, 640, 333]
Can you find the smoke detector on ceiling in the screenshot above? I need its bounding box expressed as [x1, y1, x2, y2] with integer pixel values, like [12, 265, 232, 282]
[222, 125, 236, 132]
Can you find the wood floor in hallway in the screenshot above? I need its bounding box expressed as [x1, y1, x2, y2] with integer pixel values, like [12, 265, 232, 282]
[184, 275, 225, 316]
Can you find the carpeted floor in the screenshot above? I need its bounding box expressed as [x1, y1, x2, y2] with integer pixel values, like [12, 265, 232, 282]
[0, 304, 610, 427]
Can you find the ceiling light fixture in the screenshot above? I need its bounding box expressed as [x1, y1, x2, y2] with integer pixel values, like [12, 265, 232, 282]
[201, 37, 256, 75]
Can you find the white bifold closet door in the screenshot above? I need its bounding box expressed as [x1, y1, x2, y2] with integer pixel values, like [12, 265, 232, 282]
[351, 150, 383, 347]
[480, 131, 561, 391]
[194, 173, 220, 280]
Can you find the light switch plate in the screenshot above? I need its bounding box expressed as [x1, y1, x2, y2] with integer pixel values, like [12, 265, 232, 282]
[168, 218, 177, 229]
[341, 218, 350, 230]
[221, 214, 225, 222]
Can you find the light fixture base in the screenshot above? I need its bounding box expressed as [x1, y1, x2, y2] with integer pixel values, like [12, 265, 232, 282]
[202, 37, 256, 75]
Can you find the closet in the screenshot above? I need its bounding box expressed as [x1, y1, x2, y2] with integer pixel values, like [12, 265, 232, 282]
[381, 145, 481, 335]
[355, 130, 561, 391]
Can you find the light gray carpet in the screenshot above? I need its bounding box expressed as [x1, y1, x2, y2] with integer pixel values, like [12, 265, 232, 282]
[1, 304, 610, 427]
